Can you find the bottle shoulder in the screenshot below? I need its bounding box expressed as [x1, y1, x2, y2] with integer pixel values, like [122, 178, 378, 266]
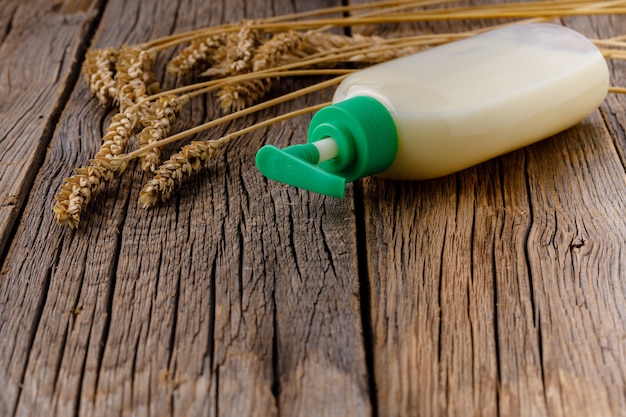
[333, 23, 608, 114]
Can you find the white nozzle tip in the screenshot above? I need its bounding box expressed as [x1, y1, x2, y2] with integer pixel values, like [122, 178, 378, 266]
[312, 137, 339, 163]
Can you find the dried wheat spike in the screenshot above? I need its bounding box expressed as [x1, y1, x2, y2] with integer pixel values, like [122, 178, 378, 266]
[53, 158, 127, 228]
[252, 30, 303, 72]
[226, 20, 261, 73]
[83, 47, 119, 106]
[217, 79, 270, 112]
[136, 95, 182, 172]
[139, 139, 227, 208]
[167, 33, 227, 75]
[301, 31, 369, 55]
[282, 31, 380, 63]
[217, 30, 303, 112]
[53, 107, 139, 228]
[94, 110, 140, 160]
[199, 41, 230, 78]
[115, 46, 159, 111]
[347, 34, 423, 63]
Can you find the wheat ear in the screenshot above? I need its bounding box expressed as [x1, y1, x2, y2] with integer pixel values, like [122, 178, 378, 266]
[115, 46, 160, 111]
[138, 102, 329, 208]
[167, 33, 228, 75]
[53, 158, 128, 228]
[136, 95, 183, 172]
[54, 45, 162, 227]
[95, 110, 140, 159]
[83, 47, 119, 106]
[218, 30, 304, 112]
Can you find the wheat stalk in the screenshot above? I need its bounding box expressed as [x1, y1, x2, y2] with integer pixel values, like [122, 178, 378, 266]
[53, 0, 626, 227]
[137, 0, 626, 52]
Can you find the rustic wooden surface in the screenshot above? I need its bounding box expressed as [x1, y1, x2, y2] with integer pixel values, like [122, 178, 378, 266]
[1, 0, 626, 416]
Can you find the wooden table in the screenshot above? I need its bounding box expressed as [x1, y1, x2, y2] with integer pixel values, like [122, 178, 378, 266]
[1, 1, 626, 416]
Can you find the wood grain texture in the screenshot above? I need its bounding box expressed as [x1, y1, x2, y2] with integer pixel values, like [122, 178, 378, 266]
[0, 0, 99, 256]
[1, 1, 626, 417]
[0, 0, 369, 416]
[354, 7, 626, 417]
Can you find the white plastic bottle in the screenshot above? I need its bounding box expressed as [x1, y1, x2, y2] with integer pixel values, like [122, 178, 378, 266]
[256, 23, 609, 198]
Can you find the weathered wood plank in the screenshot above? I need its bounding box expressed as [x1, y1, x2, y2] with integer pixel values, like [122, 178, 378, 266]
[0, 0, 99, 256]
[4, 1, 626, 417]
[357, 7, 626, 417]
[0, 1, 370, 416]
[0, 1, 103, 415]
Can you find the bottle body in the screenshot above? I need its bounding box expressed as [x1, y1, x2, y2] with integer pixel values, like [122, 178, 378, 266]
[256, 23, 610, 198]
[332, 23, 609, 180]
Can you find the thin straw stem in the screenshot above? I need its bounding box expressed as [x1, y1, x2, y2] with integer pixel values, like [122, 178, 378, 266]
[608, 33, 626, 41]
[252, 0, 626, 30]
[139, 24, 626, 112]
[594, 39, 626, 48]
[254, 10, 626, 31]
[120, 76, 348, 162]
[135, 69, 354, 106]
[140, 0, 460, 49]
[189, 101, 330, 149]
[603, 50, 626, 60]
[142, 0, 626, 52]
[185, 69, 352, 100]
[266, 0, 463, 22]
[142, 31, 463, 104]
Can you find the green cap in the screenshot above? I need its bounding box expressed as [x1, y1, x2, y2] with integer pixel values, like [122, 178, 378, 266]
[255, 96, 398, 198]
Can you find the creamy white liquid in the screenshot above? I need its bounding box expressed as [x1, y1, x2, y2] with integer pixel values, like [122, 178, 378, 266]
[333, 24, 609, 180]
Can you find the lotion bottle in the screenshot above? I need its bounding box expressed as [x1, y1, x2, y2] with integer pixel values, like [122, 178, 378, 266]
[256, 23, 610, 198]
